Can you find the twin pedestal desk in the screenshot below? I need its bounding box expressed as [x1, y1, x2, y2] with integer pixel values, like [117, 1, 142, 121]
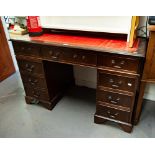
[11, 30, 146, 133]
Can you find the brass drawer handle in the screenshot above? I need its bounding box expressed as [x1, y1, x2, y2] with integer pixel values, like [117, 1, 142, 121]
[49, 51, 53, 56]
[32, 91, 40, 98]
[73, 54, 78, 59]
[28, 78, 38, 85]
[108, 96, 120, 104]
[21, 47, 25, 50]
[113, 65, 122, 69]
[107, 110, 119, 119]
[28, 47, 32, 51]
[110, 80, 122, 88]
[25, 64, 34, 72]
[82, 55, 86, 60]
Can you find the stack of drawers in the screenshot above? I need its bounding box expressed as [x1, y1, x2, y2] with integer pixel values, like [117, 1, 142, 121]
[95, 53, 141, 132]
[13, 42, 53, 109]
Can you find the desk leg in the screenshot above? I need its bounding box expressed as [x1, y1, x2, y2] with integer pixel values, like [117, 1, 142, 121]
[134, 81, 146, 125]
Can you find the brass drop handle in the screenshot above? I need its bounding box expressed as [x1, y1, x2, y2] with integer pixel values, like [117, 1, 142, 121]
[73, 54, 78, 59]
[25, 64, 34, 72]
[108, 96, 120, 104]
[28, 78, 38, 85]
[21, 47, 25, 50]
[28, 47, 32, 51]
[49, 51, 53, 56]
[32, 91, 40, 98]
[111, 80, 122, 88]
[52, 52, 60, 59]
[107, 110, 119, 118]
[82, 55, 86, 60]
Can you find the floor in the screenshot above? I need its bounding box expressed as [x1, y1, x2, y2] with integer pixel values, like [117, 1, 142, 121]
[0, 72, 155, 138]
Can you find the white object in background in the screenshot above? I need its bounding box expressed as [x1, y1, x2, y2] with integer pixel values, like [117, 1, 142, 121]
[40, 16, 132, 41]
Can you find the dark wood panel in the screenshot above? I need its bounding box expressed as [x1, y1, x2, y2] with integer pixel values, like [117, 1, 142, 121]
[0, 17, 15, 81]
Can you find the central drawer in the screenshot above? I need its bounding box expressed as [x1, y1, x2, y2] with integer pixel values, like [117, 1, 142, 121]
[40, 45, 97, 66]
[98, 70, 138, 93]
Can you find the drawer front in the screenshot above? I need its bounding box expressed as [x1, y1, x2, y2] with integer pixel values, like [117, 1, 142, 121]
[98, 71, 137, 93]
[98, 54, 140, 73]
[25, 87, 49, 101]
[40, 46, 63, 61]
[97, 89, 133, 108]
[79, 52, 97, 66]
[21, 74, 47, 89]
[13, 42, 40, 57]
[96, 104, 131, 122]
[17, 59, 44, 75]
[41, 46, 97, 66]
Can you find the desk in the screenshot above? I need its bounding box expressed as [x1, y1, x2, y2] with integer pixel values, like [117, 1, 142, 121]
[10, 30, 146, 133]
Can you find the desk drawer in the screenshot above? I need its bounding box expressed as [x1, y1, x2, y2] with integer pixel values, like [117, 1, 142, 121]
[21, 74, 47, 89]
[97, 89, 134, 108]
[98, 71, 137, 93]
[17, 59, 44, 75]
[41, 46, 63, 61]
[25, 87, 50, 101]
[98, 54, 140, 73]
[13, 42, 40, 57]
[41, 45, 97, 66]
[96, 104, 130, 122]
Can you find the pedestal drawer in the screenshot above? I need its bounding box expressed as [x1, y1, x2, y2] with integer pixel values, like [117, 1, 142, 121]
[25, 87, 50, 101]
[21, 74, 47, 90]
[96, 103, 131, 123]
[98, 53, 140, 73]
[97, 89, 134, 109]
[98, 70, 137, 93]
[17, 59, 44, 75]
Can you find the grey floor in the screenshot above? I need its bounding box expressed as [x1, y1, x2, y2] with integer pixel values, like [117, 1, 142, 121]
[0, 72, 155, 138]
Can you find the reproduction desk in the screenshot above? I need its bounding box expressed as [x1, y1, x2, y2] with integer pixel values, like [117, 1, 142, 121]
[10, 29, 146, 133]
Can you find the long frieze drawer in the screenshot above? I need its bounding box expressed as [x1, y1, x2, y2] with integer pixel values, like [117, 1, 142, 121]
[98, 71, 138, 93]
[96, 104, 131, 123]
[17, 59, 44, 75]
[20, 74, 47, 89]
[97, 89, 134, 108]
[41, 45, 97, 66]
[13, 42, 40, 57]
[25, 87, 50, 101]
[98, 53, 140, 73]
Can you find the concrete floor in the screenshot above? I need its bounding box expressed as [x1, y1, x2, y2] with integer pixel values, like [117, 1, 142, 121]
[0, 72, 155, 138]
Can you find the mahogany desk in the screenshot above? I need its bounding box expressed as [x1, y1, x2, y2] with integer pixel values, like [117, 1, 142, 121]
[10, 30, 146, 133]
